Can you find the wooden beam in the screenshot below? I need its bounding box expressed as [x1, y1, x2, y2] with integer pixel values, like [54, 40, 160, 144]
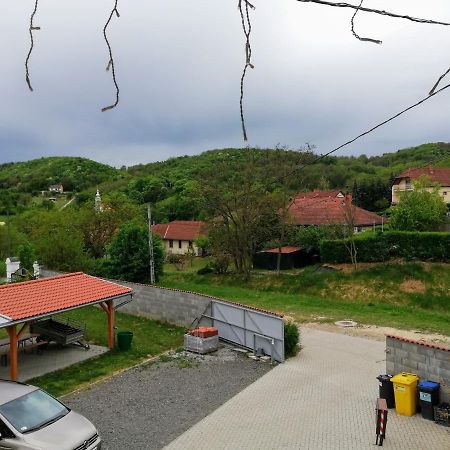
[99, 302, 108, 313]
[7, 326, 18, 381]
[106, 300, 115, 349]
[17, 323, 27, 339]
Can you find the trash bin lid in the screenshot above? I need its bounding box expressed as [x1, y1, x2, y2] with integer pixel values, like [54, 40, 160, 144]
[391, 372, 419, 386]
[418, 380, 440, 391]
[377, 374, 393, 382]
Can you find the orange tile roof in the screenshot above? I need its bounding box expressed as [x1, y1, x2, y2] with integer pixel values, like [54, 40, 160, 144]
[0, 273, 132, 322]
[288, 194, 384, 226]
[152, 220, 207, 241]
[393, 166, 450, 186]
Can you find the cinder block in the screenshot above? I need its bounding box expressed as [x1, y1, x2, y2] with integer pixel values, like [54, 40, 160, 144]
[435, 350, 450, 362]
[184, 334, 218, 354]
[401, 359, 418, 371]
[405, 353, 427, 364]
[392, 349, 409, 359]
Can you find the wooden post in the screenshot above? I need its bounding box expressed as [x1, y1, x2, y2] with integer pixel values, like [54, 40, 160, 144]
[107, 300, 115, 349]
[7, 325, 18, 381]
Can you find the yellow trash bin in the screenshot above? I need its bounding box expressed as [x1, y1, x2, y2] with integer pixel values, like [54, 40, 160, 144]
[391, 372, 419, 416]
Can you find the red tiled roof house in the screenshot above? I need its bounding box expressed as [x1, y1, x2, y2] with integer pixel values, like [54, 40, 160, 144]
[288, 191, 384, 231]
[152, 221, 208, 256]
[392, 166, 450, 204]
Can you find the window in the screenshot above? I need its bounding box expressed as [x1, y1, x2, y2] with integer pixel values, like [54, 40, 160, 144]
[169, 240, 173, 248]
[178, 240, 182, 249]
[188, 241, 193, 248]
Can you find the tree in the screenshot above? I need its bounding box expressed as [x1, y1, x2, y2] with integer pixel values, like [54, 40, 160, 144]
[105, 223, 164, 282]
[18, 242, 36, 272]
[340, 195, 358, 270]
[200, 149, 280, 278]
[390, 177, 447, 231]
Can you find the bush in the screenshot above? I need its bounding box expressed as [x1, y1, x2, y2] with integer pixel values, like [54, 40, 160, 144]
[320, 231, 450, 263]
[197, 265, 214, 275]
[284, 322, 300, 358]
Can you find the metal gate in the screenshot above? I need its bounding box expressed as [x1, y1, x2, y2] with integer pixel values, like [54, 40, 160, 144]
[199, 300, 284, 362]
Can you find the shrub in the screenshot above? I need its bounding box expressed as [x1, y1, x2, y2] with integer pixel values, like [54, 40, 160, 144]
[320, 231, 450, 263]
[197, 265, 214, 275]
[284, 321, 300, 358]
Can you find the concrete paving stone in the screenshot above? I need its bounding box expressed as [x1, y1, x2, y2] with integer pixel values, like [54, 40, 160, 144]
[164, 329, 450, 450]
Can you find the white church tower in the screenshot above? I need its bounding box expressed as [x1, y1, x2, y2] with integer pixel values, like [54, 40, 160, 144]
[95, 188, 103, 213]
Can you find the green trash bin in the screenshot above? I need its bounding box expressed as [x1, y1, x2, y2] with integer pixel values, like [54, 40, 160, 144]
[117, 331, 133, 351]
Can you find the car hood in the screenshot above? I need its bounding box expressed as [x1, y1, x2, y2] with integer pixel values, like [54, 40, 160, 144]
[22, 411, 97, 450]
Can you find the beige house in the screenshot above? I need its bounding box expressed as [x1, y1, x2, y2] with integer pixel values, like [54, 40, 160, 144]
[392, 167, 450, 204]
[152, 220, 207, 256]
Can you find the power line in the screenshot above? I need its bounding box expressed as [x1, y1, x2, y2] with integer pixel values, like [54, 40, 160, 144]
[102, 0, 120, 112]
[25, 0, 40, 91]
[297, 1, 450, 27]
[238, 0, 255, 142]
[350, 0, 381, 44]
[268, 81, 450, 188]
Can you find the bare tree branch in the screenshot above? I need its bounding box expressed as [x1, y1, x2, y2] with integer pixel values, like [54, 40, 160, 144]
[238, 0, 255, 142]
[101, 0, 120, 112]
[25, 0, 41, 91]
[297, 0, 450, 27]
[350, 0, 381, 44]
[429, 67, 450, 96]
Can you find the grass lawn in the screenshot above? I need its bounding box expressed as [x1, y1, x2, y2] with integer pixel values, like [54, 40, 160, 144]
[28, 307, 185, 397]
[159, 262, 450, 336]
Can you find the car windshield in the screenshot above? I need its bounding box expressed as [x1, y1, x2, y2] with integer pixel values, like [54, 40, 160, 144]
[0, 389, 69, 434]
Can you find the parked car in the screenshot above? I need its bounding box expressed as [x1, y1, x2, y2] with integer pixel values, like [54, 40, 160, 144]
[0, 379, 101, 450]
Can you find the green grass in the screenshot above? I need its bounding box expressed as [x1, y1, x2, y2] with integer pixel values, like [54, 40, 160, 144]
[159, 262, 450, 336]
[163, 256, 212, 274]
[28, 307, 185, 397]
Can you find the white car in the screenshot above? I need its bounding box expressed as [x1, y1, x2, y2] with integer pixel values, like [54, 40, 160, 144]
[0, 379, 101, 450]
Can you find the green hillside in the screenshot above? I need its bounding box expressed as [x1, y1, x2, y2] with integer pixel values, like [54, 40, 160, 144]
[0, 156, 121, 192]
[0, 142, 449, 219]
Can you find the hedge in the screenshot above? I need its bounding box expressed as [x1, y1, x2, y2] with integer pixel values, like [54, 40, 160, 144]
[320, 231, 450, 263]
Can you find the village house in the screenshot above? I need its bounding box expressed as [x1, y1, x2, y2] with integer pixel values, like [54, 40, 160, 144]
[391, 166, 450, 204]
[48, 184, 64, 193]
[152, 220, 207, 256]
[287, 190, 384, 232]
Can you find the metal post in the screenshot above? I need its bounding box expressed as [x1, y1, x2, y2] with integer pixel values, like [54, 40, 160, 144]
[375, 398, 388, 446]
[147, 204, 155, 284]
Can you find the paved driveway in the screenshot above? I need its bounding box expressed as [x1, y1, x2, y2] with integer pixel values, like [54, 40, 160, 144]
[165, 329, 450, 450]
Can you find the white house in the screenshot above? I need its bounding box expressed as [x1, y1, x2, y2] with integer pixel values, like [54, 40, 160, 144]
[152, 221, 207, 256]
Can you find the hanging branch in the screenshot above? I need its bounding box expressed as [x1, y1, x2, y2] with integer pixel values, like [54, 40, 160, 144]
[102, 0, 120, 112]
[297, 1, 450, 27]
[25, 0, 41, 91]
[238, 0, 255, 142]
[350, 0, 381, 44]
[429, 67, 450, 96]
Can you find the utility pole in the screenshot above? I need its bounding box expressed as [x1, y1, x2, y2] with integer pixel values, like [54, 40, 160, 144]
[147, 204, 155, 284]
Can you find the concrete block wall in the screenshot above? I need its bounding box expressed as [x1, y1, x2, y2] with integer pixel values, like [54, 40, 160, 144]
[111, 280, 212, 328]
[40, 269, 212, 328]
[386, 335, 450, 403]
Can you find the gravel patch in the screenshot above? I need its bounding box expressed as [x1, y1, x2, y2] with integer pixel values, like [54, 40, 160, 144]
[64, 346, 272, 450]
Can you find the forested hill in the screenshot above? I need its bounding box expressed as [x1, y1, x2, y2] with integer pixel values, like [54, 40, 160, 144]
[0, 142, 449, 219]
[0, 156, 122, 192]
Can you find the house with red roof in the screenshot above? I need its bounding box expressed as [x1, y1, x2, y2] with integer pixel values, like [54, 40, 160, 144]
[392, 166, 450, 204]
[287, 191, 384, 231]
[152, 220, 208, 256]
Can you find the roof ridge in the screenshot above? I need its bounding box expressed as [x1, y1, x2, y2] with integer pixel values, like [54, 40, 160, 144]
[0, 272, 84, 291]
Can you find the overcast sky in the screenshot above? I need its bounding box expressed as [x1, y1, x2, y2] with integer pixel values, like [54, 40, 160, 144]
[0, 1, 449, 167]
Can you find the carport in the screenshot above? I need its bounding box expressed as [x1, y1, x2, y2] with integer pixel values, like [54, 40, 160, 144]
[0, 272, 133, 381]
